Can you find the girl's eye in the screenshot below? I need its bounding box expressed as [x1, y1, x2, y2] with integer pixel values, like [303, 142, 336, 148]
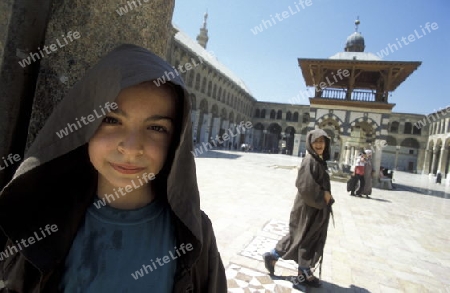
[149, 125, 167, 133]
[102, 116, 119, 124]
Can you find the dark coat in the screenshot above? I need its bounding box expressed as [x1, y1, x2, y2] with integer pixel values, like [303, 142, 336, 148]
[0, 45, 226, 292]
[275, 129, 332, 270]
[363, 158, 373, 195]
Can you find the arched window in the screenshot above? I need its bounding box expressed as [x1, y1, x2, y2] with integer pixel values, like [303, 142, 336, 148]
[270, 110, 276, 119]
[207, 81, 212, 96]
[218, 87, 222, 102]
[293, 112, 299, 122]
[390, 121, 399, 133]
[302, 113, 309, 123]
[201, 77, 207, 93]
[195, 73, 201, 90]
[254, 109, 260, 118]
[212, 84, 217, 99]
[260, 109, 266, 119]
[286, 111, 292, 121]
[412, 124, 422, 135]
[277, 110, 282, 120]
[404, 122, 412, 134]
[187, 71, 194, 87]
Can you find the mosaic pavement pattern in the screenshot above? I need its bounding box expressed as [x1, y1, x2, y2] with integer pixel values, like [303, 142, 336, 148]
[239, 219, 298, 271]
[226, 263, 306, 293]
[226, 219, 307, 292]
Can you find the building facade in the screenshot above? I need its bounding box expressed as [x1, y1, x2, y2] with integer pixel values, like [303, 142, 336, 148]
[165, 16, 449, 181]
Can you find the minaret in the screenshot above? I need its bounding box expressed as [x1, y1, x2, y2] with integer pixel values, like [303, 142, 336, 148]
[196, 12, 209, 48]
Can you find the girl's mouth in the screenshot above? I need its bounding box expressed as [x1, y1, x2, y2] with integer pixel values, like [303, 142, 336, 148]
[110, 163, 145, 174]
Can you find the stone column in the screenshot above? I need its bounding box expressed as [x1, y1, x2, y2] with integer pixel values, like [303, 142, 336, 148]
[430, 148, 439, 175]
[423, 148, 432, 174]
[1, 0, 175, 188]
[438, 147, 448, 174]
[0, 0, 53, 188]
[373, 139, 383, 183]
[416, 148, 425, 174]
[344, 146, 350, 165]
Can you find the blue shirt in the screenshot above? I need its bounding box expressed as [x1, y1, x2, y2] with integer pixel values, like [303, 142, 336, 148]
[59, 197, 177, 293]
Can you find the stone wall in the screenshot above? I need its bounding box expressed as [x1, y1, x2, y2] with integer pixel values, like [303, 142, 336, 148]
[0, 0, 175, 188]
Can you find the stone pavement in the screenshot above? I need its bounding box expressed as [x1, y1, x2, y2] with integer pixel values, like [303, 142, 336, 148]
[194, 150, 450, 293]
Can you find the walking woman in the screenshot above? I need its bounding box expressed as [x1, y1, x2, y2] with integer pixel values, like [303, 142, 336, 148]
[263, 129, 334, 287]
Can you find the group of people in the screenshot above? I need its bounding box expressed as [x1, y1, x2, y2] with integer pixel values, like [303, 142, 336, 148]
[349, 150, 374, 198]
[0, 44, 336, 291]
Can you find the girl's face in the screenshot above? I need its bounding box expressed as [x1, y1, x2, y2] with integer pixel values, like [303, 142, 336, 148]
[88, 83, 177, 192]
[312, 136, 326, 156]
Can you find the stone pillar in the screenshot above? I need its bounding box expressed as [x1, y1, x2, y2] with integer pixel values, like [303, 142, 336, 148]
[438, 147, 448, 174]
[430, 148, 439, 175]
[373, 140, 383, 183]
[191, 110, 200, 143]
[423, 149, 432, 174]
[344, 146, 350, 165]
[0, 0, 53, 188]
[1, 0, 175, 188]
[417, 148, 425, 174]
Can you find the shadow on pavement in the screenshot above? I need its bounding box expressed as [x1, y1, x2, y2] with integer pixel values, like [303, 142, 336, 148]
[392, 183, 450, 199]
[193, 150, 242, 159]
[271, 275, 371, 292]
[367, 197, 391, 203]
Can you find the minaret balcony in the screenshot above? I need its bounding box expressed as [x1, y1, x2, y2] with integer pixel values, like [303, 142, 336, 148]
[320, 89, 378, 102]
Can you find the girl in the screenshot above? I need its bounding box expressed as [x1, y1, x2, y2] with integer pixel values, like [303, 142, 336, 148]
[263, 129, 334, 287]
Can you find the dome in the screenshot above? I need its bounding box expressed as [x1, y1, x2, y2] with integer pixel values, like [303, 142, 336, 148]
[345, 31, 365, 52]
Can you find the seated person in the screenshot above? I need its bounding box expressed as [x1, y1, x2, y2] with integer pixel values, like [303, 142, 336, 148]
[379, 167, 393, 189]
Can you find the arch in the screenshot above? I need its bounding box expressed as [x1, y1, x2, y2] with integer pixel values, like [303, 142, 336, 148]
[286, 111, 292, 121]
[211, 104, 219, 118]
[222, 89, 227, 103]
[352, 121, 375, 143]
[301, 127, 308, 135]
[187, 70, 194, 87]
[260, 109, 266, 119]
[190, 94, 197, 110]
[390, 121, 399, 133]
[277, 110, 282, 120]
[270, 109, 276, 119]
[195, 73, 201, 90]
[318, 118, 340, 132]
[254, 123, 264, 130]
[212, 84, 217, 99]
[207, 80, 212, 96]
[254, 108, 260, 118]
[236, 114, 242, 125]
[228, 112, 235, 124]
[302, 113, 309, 123]
[412, 122, 422, 135]
[199, 99, 208, 112]
[386, 135, 397, 147]
[220, 108, 227, 120]
[400, 138, 420, 148]
[201, 77, 207, 93]
[284, 126, 296, 154]
[404, 122, 412, 134]
[265, 123, 282, 152]
[293, 112, 299, 122]
[218, 87, 222, 102]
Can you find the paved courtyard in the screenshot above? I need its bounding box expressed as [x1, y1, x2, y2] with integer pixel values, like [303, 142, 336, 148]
[194, 150, 450, 293]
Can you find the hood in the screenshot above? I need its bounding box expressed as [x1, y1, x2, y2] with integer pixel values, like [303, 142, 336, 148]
[0, 44, 201, 271]
[306, 129, 331, 162]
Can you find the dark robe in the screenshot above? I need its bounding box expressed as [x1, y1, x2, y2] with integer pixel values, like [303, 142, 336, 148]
[0, 44, 226, 292]
[275, 129, 332, 272]
[363, 158, 373, 195]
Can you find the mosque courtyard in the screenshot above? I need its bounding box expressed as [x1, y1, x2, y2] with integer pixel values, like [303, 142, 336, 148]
[194, 150, 450, 292]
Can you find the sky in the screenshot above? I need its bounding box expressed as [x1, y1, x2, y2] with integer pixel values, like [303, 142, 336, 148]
[173, 0, 449, 116]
